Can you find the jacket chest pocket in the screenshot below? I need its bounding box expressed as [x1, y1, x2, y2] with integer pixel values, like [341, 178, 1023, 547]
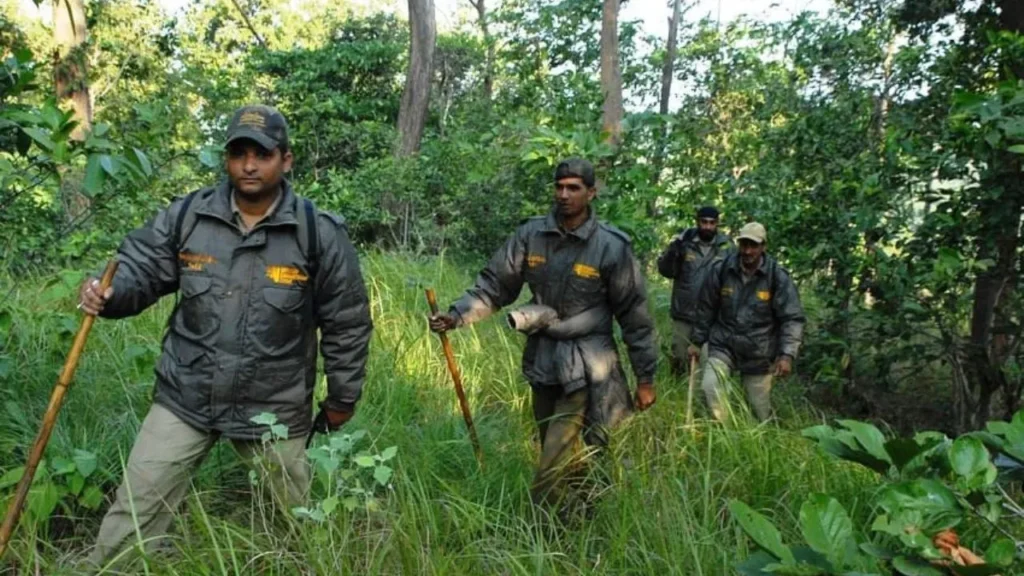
[176, 275, 219, 340]
[565, 267, 603, 309]
[250, 286, 309, 357]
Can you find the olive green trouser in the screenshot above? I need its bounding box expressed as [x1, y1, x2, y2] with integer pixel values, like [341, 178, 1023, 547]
[529, 386, 590, 507]
[701, 355, 774, 422]
[671, 320, 708, 375]
[88, 403, 310, 566]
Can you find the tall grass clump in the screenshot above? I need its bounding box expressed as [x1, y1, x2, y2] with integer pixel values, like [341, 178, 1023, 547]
[0, 254, 878, 574]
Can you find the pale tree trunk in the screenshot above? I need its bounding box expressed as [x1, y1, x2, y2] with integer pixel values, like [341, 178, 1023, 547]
[390, 0, 435, 248]
[53, 0, 91, 221]
[396, 0, 436, 157]
[650, 0, 683, 210]
[600, 0, 624, 145]
[468, 0, 493, 102]
[53, 0, 91, 140]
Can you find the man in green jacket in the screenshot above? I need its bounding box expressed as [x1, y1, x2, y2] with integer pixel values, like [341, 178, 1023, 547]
[689, 222, 805, 421]
[656, 206, 733, 376]
[77, 105, 373, 564]
[429, 158, 658, 508]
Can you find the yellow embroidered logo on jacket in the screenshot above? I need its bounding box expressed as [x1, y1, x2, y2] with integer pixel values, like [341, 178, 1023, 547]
[572, 263, 600, 280]
[757, 290, 772, 301]
[685, 253, 698, 262]
[179, 252, 215, 272]
[526, 254, 546, 268]
[721, 287, 734, 296]
[266, 265, 308, 286]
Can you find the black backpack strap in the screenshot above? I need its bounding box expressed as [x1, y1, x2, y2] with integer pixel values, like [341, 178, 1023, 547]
[300, 197, 320, 316]
[174, 190, 199, 251]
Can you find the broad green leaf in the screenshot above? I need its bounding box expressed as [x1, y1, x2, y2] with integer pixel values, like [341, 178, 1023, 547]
[270, 423, 289, 440]
[67, 473, 84, 496]
[321, 495, 339, 515]
[983, 538, 1015, 567]
[73, 449, 97, 479]
[762, 562, 822, 575]
[1007, 144, 1024, 154]
[84, 154, 105, 196]
[728, 500, 796, 565]
[373, 465, 392, 486]
[79, 485, 104, 509]
[891, 556, 943, 576]
[99, 154, 118, 177]
[380, 446, 398, 461]
[799, 493, 856, 567]
[837, 420, 893, 466]
[250, 412, 278, 426]
[133, 148, 153, 176]
[26, 482, 60, 521]
[198, 147, 220, 168]
[858, 543, 894, 560]
[353, 455, 375, 468]
[736, 550, 775, 576]
[51, 457, 76, 476]
[342, 496, 359, 511]
[21, 126, 54, 151]
[949, 436, 990, 478]
[0, 466, 25, 490]
[946, 565, 1004, 576]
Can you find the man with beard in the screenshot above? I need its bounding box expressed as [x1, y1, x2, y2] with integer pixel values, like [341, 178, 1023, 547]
[689, 222, 805, 421]
[428, 157, 658, 509]
[76, 104, 373, 565]
[656, 206, 733, 376]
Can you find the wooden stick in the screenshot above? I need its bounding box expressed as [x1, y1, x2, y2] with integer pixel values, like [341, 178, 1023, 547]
[425, 288, 483, 466]
[0, 260, 118, 560]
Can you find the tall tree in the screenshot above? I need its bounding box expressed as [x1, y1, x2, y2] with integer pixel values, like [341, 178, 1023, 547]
[659, 0, 683, 117]
[600, 0, 623, 145]
[396, 0, 436, 157]
[52, 0, 91, 140]
[468, 0, 493, 102]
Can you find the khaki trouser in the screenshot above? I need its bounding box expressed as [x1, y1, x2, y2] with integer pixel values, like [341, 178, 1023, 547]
[529, 386, 589, 507]
[671, 320, 707, 375]
[701, 356, 774, 422]
[89, 403, 310, 566]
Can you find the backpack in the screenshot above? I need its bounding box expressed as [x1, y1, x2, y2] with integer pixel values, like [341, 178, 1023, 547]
[171, 187, 321, 309]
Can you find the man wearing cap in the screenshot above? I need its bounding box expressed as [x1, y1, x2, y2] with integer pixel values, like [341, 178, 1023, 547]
[428, 157, 658, 510]
[689, 222, 805, 421]
[656, 206, 733, 376]
[76, 104, 373, 564]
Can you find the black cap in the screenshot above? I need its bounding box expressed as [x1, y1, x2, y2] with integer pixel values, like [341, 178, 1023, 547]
[554, 157, 596, 188]
[697, 206, 719, 219]
[224, 104, 289, 150]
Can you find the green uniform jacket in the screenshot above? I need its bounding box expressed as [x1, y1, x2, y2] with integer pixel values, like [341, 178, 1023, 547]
[100, 180, 373, 440]
[449, 207, 658, 444]
[691, 252, 805, 375]
[656, 230, 733, 322]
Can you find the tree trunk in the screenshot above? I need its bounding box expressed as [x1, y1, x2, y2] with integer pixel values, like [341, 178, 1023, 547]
[649, 0, 683, 214]
[396, 0, 436, 157]
[53, 0, 91, 140]
[659, 0, 682, 117]
[469, 0, 493, 102]
[600, 0, 624, 145]
[53, 0, 91, 221]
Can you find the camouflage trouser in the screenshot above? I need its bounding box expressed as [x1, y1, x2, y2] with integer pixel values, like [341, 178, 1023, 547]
[671, 320, 707, 376]
[529, 386, 590, 507]
[88, 403, 309, 566]
[701, 355, 774, 422]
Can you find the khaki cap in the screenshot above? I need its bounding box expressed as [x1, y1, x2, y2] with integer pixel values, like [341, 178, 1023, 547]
[738, 222, 767, 244]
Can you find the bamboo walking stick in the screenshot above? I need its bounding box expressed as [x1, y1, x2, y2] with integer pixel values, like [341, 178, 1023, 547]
[0, 260, 118, 560]
[424, 288, 483, 466]
[686, 356, 698, 426]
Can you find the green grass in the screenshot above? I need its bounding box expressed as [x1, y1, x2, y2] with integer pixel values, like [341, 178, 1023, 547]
[0, 253, 879, 574]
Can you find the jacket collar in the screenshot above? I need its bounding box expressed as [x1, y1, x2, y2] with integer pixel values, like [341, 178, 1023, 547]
[542, 205, 598, 241]
[195, 178, 299, 226]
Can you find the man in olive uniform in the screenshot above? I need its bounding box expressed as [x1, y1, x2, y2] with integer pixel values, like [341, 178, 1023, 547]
[656, 206, 733, 375]
[77, 105, 373, 564]
[429, 158, 658, 507]
[689, 222, 804, 421]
